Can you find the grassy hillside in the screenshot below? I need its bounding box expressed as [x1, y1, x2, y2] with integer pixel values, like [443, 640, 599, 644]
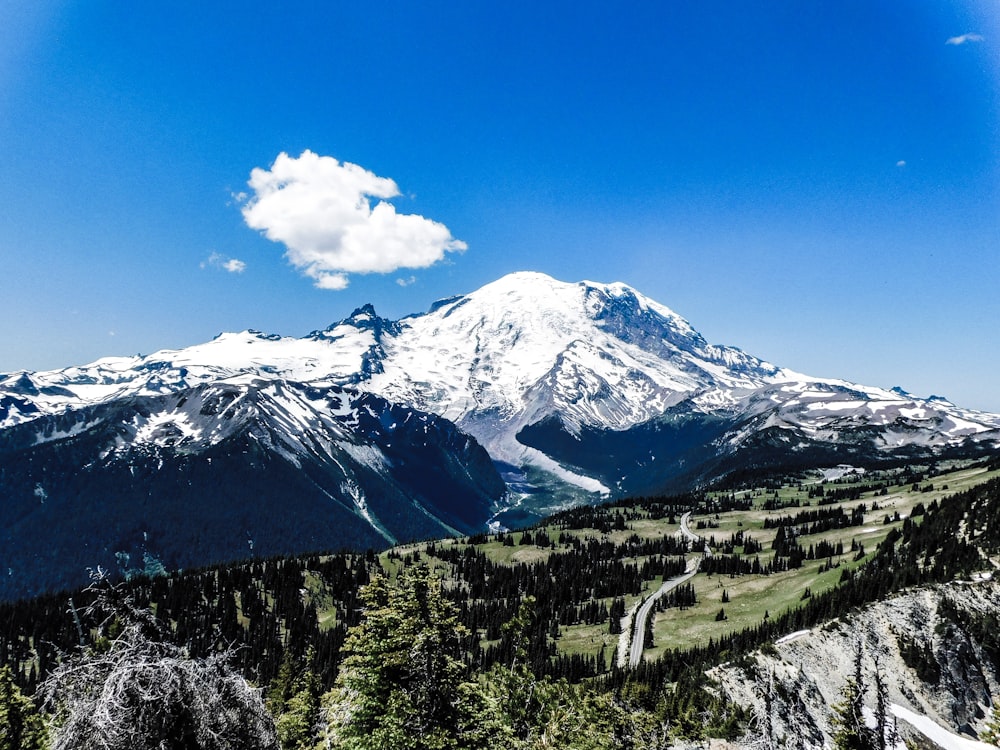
[379, 458, 998, 670]
[4, 454, 1000, 749]
[3, 456, 999, 692]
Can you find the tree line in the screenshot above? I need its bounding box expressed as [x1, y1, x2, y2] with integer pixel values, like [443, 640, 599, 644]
[3, 470, 1000, 748]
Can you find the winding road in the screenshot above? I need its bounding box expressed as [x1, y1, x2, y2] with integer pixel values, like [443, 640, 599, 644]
[625, 511, 708, 667]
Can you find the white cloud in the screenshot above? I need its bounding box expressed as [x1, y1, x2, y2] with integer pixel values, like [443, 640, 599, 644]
[315, 272, 349, 290]
[396, 275, 417, 287]
[946, 33, 984, 45]
[896, 160, 906, 167]
[240, 150, 467, 290]
[202, 252, 247, 274]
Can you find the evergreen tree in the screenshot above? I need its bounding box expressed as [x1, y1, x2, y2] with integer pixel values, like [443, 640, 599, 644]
[871, 653, 896, 750]
[981, 699, 1000, 747]
[267, 651, 298, 717]
[643, 609, 655, 648]
[478, 597, 633, 749]
[325, 566, 477, 750]
[0, 665, 48, 750]
[830, 641, 874, 750]
[608, 597, 625, 634]
[274, 649, 321, 750]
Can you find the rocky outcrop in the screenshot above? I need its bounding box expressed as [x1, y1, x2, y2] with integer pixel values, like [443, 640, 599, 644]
[713, 578, 1000, 749]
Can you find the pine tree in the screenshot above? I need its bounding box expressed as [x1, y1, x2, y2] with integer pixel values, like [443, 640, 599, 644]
[830, 641, 875, 750]
[325, 566, 476, 750]
[267, 651, 298, 717]
[608, 597, 625, 634]
[482, 597, 538, 745]
[275, 648, 321, 750]
[872, 653, 896, 750]
[0, 666, 48, 750]
[476, 596, 631, 750]
[981, 699, 1000, 747]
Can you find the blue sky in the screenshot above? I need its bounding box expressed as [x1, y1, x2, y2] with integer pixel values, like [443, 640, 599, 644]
[1, 2, 998, 411]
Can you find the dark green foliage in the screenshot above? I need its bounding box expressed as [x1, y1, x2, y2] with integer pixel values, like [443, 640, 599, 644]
[655, 582, 696, 610]
[0, 552, 375, 704]
[270, 649, 322, 750]
[608, 597, 626, 634]
[830, 643, 874, 750]
[429, 534, 687, 679]
[654, 668, 746, 741]
[4, 465, 1000, 749]
[700, 553, 792, 576]
[762, 505, 866, 532]
[643, 609, 655, 648]
[326, 566, 475, 750]
[896, 633, 940, 684]
[0, 665, 47, 750]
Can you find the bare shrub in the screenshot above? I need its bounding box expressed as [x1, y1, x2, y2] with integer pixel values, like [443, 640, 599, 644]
[40, 572, 278, 750]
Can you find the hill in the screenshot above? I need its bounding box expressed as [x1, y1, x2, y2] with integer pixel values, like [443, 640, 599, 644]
[3, 456, 1000, 748]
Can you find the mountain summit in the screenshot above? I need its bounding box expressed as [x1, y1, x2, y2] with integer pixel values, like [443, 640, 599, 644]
[3, 271, 999, 500]
[2, 271, 999, 596]
[321, 271, 801, 495]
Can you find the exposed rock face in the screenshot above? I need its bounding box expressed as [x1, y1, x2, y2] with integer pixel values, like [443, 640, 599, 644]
[713, 579, 1000, 749]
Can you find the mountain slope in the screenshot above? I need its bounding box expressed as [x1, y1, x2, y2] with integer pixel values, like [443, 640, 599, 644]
[715, 579, 1000, 750]
[0, 379, 504, 599]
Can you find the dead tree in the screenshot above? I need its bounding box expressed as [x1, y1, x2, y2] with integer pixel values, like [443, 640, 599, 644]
[40, 571, 278, 750]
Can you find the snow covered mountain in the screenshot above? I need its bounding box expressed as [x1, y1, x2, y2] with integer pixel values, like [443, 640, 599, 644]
[2, 272, 782, 432]
[0, 272, 1000, 506]
[3, 272, 997, 512]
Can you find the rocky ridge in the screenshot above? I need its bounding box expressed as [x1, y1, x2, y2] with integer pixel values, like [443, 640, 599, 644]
[714, 578, 1000, 750]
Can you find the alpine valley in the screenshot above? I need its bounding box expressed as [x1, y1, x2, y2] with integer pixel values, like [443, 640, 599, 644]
[2, 271, 999, 599]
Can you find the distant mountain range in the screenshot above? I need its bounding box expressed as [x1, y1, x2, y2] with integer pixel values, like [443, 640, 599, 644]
[2, 271, 998, 598]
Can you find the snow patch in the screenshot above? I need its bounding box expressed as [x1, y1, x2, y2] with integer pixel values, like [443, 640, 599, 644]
[775, 629, 811, 645]
[337, 441, 389, 473]
[891, 704, 994, 750]
[820, 465, 865, 481]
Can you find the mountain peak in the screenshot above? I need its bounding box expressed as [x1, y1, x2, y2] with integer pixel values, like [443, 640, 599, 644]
[461, 272, 684, 325]
[349, 303, 378, 320]
[312, 303, 400, 342]
[468, 270, 577, 304]
[487, 269, 560, 286]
